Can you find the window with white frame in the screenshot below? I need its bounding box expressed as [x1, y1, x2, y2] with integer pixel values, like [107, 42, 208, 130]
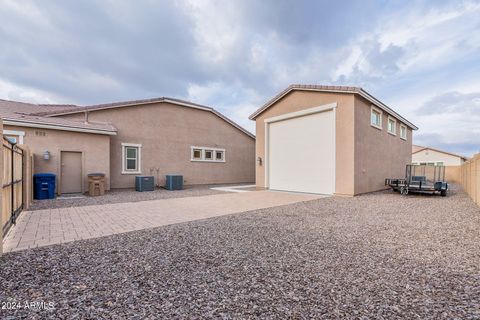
[3, 130, 25, 144]
[122, 143, 142, 174]
[387, 117, 396, 135]
[400, 124, 407, 140]
[215, 150, 224, 161]
[205, 149, 213, 160]
[191, 146, 225, 162]
[370, 106, 382, 129]
[192, 148, 202, 160]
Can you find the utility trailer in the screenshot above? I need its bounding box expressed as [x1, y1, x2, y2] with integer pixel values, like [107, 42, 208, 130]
[385, 164, 448, 196]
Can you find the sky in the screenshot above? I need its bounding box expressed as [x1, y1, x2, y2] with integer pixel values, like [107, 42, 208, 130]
[0, 0, 479, 156]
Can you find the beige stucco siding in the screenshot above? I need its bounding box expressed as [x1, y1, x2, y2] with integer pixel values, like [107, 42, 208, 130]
[353, 95, 412, 194]
[254, 91, 355, 196]
[412, 149, 464, 166]
[4, 125, 111, 193]
[60, 102, 255, 188]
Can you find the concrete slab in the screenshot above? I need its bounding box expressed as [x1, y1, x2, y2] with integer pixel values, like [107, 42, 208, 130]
[3, 191, 325, 252]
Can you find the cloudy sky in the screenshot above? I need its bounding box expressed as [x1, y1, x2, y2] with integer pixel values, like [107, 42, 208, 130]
[1, 0, 479, 156]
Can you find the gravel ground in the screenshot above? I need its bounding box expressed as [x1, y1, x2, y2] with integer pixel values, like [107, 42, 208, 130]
[29, 184, 233, 210]
[1, 185, 479, 319]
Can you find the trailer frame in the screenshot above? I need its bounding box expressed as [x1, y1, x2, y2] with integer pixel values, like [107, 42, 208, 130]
[385, 164, 448, 196]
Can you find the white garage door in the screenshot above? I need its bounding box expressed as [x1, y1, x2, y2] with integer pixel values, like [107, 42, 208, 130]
[267, 108, 335, 194]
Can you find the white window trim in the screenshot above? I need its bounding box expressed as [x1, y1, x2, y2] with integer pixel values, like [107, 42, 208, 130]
[121, 143, 142, 174]
[190, 146, 226, 163]
[399, 124, 407, 140]
[370, 105, 383, 130]
[387, 116, 397, 136]
[3, 129, 25, 144]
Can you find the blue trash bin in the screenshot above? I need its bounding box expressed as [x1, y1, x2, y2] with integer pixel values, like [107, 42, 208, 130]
[33, 173, 56, 200]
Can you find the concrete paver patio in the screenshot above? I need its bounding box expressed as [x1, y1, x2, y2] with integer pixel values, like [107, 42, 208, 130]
[3, 190, 323, 252]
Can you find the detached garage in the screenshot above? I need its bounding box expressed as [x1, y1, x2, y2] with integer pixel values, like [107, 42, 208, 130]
[250, 85, 418, 196]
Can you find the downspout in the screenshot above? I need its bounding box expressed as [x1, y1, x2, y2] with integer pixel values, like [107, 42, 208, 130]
[84, 111, 89, 124]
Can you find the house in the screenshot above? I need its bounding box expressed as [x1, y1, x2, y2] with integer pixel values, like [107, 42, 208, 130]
[411, 145, 467, 166]
[249, 85, 418, 196]
[0, 97, 255, 194]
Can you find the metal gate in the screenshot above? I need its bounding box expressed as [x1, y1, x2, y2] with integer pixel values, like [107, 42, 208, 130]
[2, 137, 24, 234]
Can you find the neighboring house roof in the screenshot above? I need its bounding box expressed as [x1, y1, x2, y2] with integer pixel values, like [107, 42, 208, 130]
[32, 97, 255, 139]
[412, 144, 424, 153]
[412, 145, 468, 161]
[248, 84, 418, 130]
[0, 99, 116, 135]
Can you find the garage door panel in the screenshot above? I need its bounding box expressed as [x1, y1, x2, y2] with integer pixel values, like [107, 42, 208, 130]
[268, 110, 335, 194]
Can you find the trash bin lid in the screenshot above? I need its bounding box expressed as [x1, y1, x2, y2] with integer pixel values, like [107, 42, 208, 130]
[88, 173, 105, 177]
[33, 173, 56, 178]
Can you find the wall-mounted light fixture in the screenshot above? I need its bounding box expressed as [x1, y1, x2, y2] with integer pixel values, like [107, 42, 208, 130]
[43, 150, 51, 160]
[257, 156, 262, 166]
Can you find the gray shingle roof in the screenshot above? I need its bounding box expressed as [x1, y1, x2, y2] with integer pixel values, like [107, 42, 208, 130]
[0, 99, 116, 134]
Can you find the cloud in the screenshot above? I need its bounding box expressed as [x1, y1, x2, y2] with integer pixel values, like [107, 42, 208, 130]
[414, 132, 480, 157]
[417, 91, 480, 115]
[0, 0, 479, 150]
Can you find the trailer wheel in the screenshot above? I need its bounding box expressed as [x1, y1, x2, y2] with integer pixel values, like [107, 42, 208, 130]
[441, 190, 447, 197]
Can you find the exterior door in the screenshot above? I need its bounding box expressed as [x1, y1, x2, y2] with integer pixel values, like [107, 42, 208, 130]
[267, 109, 336, 195]
[61, 151, 82, 194]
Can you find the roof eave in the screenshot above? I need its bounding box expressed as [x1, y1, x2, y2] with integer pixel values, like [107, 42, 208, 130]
[249, 86, 418, 130]
[3, 118, 117, 136]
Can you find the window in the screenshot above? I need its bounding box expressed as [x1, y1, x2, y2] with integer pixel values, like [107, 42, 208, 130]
[436, 162, 444, 166]
[387, 117, 396, 135]
[400, 124, 407, 140]
[3, 130, 25, 144]
[191, 146, 225, 162]
[122, 143, 142, 174]
[192, 149, 202, 160]
[370, 106, 382, 129]
[5, 136, 17, 144]
[205, 150, 213, 160]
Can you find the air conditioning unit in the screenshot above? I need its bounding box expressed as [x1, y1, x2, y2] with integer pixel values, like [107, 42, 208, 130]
[135, 176, 155, 192]
[165, 175, 183, 190]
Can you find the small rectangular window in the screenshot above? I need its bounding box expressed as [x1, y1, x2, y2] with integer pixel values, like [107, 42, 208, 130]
[122, 143, 141, 174]
[436, 162, 444, 166]
[205, 150, 213, 160]
[191, 146, 225, 162]
[370, 106, 382, 129]
[193, 149, 202, 159]
[400, 124, 407, 140]
[387, 117, 396, 135]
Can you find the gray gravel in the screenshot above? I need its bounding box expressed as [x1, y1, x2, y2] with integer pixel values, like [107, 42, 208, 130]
[30, 184, 233, 210]
[1, 185, 479, 319]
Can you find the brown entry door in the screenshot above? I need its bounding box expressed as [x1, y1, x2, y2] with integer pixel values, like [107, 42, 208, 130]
[61, 151, 82, 194]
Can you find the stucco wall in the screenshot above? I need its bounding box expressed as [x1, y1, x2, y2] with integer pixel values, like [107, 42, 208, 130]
[353, 95, 412, 194]
[253, 91, 355, 196]
[412, 149, 464, 166]
[3, 125, 111, 193]
[59, 102, 255, 188]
